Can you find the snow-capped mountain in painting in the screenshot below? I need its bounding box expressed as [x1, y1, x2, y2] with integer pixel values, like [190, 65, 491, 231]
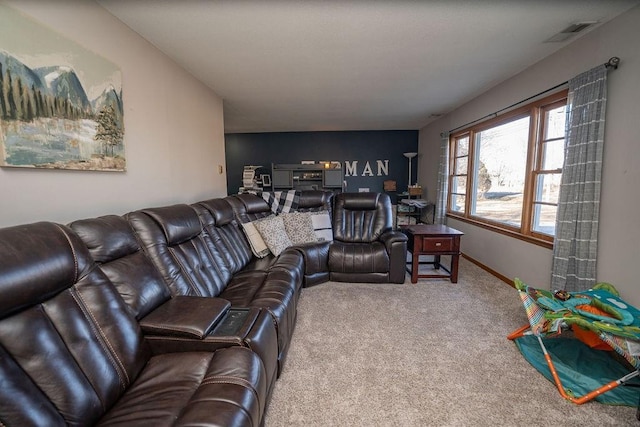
[33, 65, 92, 113]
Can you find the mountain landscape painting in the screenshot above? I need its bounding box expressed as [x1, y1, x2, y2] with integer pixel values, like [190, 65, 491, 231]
[0, 4, 124, 171]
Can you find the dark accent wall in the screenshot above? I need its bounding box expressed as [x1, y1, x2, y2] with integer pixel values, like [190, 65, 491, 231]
[225, 130, 419, 201]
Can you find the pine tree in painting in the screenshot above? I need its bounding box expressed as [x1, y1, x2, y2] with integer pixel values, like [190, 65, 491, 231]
[94, 105, 123, 156]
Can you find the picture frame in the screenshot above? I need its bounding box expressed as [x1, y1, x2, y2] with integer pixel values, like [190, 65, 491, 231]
[0, 3, 125, 171]
[260, 174, 271, 187]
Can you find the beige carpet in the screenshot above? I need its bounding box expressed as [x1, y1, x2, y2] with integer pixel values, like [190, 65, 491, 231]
[265, 258, 638, 426]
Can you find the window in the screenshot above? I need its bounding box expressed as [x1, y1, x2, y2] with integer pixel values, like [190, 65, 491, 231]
[449, 134, 469, 214]
[447, 91, 567, 246]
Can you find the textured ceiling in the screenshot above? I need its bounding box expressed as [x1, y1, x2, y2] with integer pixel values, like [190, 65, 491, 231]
[98, 0, 639, 133]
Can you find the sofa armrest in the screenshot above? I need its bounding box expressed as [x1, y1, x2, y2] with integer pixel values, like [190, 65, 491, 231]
[139, 296, 231, 339]
[379, 230, 408, 251]
[143, 307, 279, 399]
[380, 230, 408, 283]
[293, 241, 331, 286]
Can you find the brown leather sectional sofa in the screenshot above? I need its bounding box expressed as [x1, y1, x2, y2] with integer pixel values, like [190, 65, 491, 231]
[0, 191, 406, 426]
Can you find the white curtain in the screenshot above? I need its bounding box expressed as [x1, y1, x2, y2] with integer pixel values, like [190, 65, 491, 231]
[551, 65, 608, 292]
[434, 132, 449, 225]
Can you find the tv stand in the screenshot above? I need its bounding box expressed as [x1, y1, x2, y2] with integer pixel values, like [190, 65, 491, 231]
[272, 163, 343, 191]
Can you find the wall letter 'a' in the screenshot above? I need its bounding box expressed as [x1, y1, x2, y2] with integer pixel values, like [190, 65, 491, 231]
[345, 161, 358, 177]
[362, 161, 373, 176]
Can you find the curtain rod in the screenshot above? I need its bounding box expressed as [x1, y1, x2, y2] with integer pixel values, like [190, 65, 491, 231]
[446, 56, 620, 135]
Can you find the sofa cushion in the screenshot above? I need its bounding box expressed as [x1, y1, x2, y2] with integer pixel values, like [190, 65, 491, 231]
[97, 348, 266, 427]
[310, 210, 333, 242]
[281, 212, 317, 245]
[70, 215, 140, 263]
[198, 198, 236, 226]
[236, 248, 304, 293]
[70, 215, 172, 320]
[127, 207, 228, 298]
[254, 215, 292, 256]
[229, 193, 273, 222]
[242, 220, 271, 258]
[333, 192, 392, 243]
[142, 204, 202, 245]
[193, 200, 252, 276]
[0, 224, 78, 319]
[297, 190, 334, 213]
[328, 241, 390, 274]
[342, 193, 379, 210]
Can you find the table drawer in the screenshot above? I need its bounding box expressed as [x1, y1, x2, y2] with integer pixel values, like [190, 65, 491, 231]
[421, 237, 453, 252]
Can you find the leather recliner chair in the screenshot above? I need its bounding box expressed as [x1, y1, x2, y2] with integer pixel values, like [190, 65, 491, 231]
[329, 192, 408, 283]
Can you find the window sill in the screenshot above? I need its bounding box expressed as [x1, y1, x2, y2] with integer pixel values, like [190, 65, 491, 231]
[446, 213, 553, 250]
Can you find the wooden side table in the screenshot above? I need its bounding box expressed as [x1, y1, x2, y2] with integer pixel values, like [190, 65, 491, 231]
[404, 224, 464, 284]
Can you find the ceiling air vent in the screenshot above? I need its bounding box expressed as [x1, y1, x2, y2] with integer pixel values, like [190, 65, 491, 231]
[545, 21, 598, 43]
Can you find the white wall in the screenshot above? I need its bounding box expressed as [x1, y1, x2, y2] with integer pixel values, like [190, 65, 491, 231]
[0, 0, 227, 227]
[418, 5, 640, 307]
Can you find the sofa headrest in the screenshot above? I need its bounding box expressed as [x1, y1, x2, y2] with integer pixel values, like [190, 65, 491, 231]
[0, 222, 92, 319]
[298, 191, 332, 210]
[141, 204, 202, 245]
[338, 192, 380, 210]
[196, 198, 235, 226]
[234, 193, 271, 214]
[69, 215, 139, 263]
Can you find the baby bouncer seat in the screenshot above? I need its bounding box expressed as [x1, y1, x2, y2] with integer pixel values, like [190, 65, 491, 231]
[508, 279, 640, 413]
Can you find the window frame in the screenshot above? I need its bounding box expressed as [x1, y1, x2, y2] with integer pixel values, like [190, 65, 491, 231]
[449, 132, 470, 215]
[447, 90, 568, 249]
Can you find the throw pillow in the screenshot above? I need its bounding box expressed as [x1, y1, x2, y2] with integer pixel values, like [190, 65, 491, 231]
[254, 215, 293, 256]
[241, 219, 271, 258]
[310, 211, 333, 242]
[281, 212, 317, 245]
